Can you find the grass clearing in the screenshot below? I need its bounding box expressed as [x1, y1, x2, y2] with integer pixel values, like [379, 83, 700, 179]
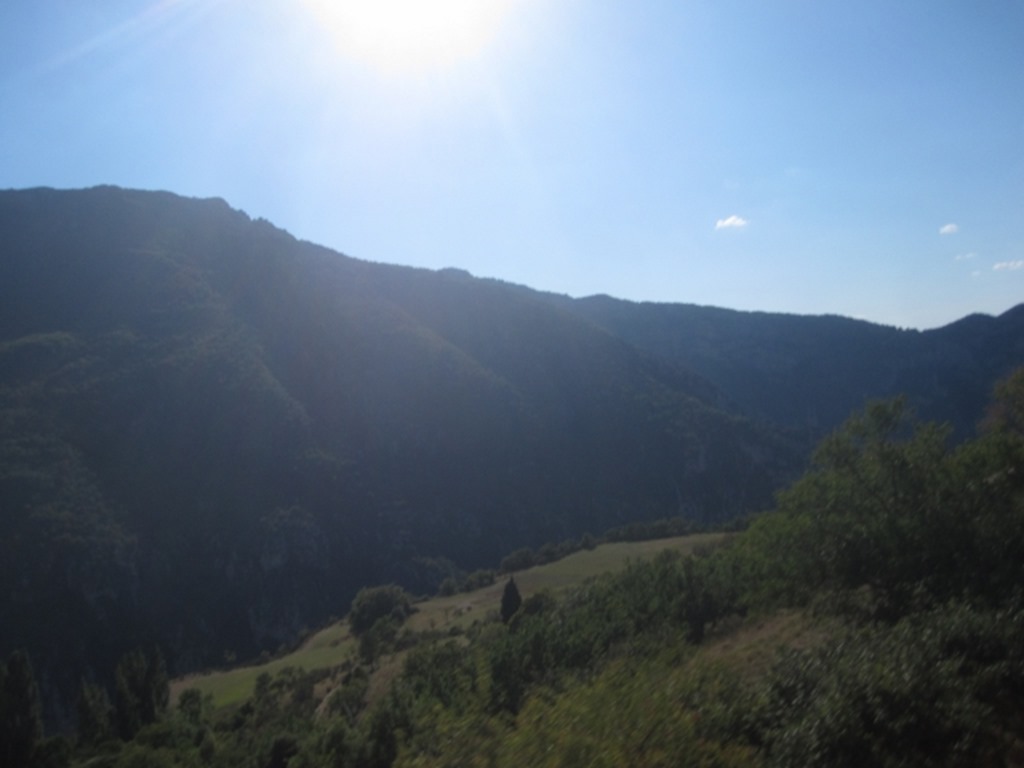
[170, 623, 357, 709]
[407, 533, 728, 634]
[171, 533, 728, 709]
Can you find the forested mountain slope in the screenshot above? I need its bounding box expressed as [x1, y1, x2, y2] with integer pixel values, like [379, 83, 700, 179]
[17, 375, 1024, 767]
[0, 186, 797, 718]
[3, 185, 1022, 726]
[562, 294, 1024, 438]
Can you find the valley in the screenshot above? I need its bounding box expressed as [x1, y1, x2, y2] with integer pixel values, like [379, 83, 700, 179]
[1, 186, 1023, 766]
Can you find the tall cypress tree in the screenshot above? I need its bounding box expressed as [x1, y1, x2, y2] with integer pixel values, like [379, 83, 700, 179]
[500, 576, 522, 623]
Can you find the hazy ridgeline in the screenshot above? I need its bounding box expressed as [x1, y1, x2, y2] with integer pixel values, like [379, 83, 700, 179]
[1, 187, 1022, 740]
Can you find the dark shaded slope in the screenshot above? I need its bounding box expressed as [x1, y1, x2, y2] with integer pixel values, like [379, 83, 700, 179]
[0, 186, 799, 720]
[564, 295, 1024, 438]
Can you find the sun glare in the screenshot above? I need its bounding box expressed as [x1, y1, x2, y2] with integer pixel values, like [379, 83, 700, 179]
[302, 0, 514, 74]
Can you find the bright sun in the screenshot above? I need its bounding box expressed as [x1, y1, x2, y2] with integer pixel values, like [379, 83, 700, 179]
[301, 0, 515, 74]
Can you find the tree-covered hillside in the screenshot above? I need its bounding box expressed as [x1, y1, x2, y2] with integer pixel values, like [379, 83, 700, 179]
[564, 294, 1024, 438]
[10, 370, 1024, 767]
[3, 185, 1022, 732]
[0, 186, 799, 721]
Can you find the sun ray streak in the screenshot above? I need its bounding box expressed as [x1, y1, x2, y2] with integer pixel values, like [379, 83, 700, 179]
[36, 0, 224, 76]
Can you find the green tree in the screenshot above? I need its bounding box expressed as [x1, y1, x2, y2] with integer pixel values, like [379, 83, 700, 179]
[731, 388, 1024, 618]
[115, 651, 145, 741]
[501, 576, 522, 623]
[76, 679, 113, 747]
[176, 687, 204, 727]
[142, 647, 169, 724]
[765, 399, 953, 614]
[358, 617, 399, 668]
[265, 735, 299, 768]
[464, 569, 496, 591]
[348, 585, 412, 635]
[252, 672, 277, 726]
[114, 648, 169, 740]
[984, 366, 1024, 438]
[0, 650, 43, 768]
[499, 548, 535, 574]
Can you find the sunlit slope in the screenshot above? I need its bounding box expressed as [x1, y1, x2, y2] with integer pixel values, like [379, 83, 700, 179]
[170, 534, 725, 709]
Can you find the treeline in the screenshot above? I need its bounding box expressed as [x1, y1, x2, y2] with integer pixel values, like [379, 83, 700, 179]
[0, 647, 168, 768]
[1, 186, 803, 729]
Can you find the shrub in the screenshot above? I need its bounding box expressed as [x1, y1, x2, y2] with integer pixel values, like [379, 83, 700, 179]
[348, 585, 413, 635]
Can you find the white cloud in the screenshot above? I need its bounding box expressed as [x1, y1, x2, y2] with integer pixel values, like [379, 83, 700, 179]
[939, 223, 959, 235]
[993, 260, 1024, 271]
[954, 252, 977, 261]
[715, 215, 748, 230]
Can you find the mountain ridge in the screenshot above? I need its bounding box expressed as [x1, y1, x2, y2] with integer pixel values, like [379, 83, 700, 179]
[559, 292, 1024, 437]
[0, 186, 800, 720]
[2, 185, 1022, 724]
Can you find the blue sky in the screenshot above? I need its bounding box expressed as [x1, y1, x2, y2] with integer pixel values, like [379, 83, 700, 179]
[2, 0, 1022, 329]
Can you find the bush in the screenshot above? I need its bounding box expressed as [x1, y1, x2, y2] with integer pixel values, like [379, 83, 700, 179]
[348, 585, 413, 635]
[746, 602, 1024, 766]
[499, 548, 536, 574]
[463, 569, 496, 591]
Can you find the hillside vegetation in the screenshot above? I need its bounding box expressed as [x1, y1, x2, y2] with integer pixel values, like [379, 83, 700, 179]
[168, 533, 726, 710]
[2, 185, 1023, 734]
[0, 186, 798, 718]
[6, 369, 1024, 766]
[566, 294, 1024, 439]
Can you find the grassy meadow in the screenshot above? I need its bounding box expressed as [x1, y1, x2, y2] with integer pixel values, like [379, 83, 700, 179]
[170, 532, 727, 709]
